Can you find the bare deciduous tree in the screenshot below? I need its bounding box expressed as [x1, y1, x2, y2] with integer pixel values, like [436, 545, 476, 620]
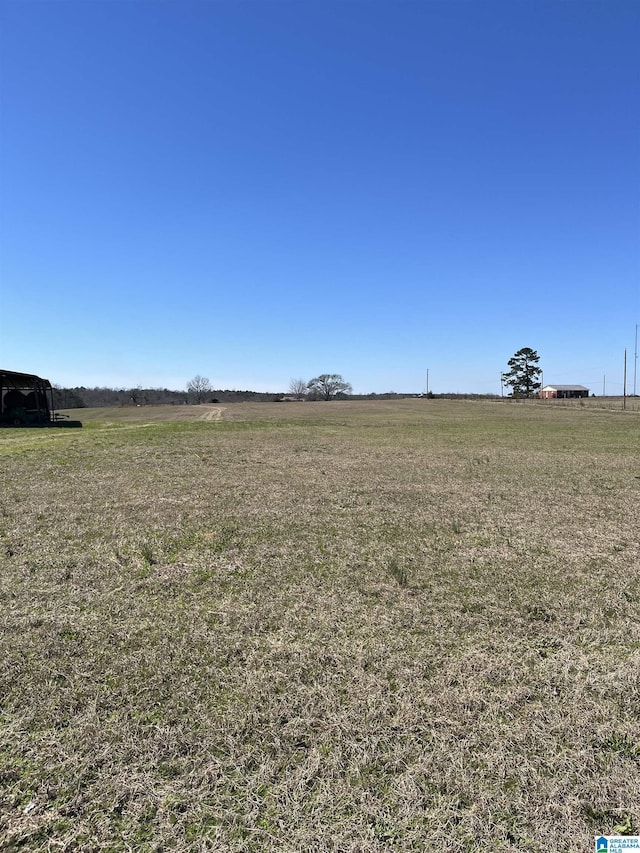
[307, 374, 352, 401]
[187, 375, 212, 404]
[288, 378, 308, 400]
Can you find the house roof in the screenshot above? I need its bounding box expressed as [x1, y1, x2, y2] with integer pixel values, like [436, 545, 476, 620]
[542, 385, 589, 391]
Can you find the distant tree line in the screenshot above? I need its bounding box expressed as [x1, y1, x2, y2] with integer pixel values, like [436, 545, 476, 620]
[51, 372, 356, 409]
[52, 386, 284, 409]
[51, 365, 519, 410]
[51, 385, 505, 410]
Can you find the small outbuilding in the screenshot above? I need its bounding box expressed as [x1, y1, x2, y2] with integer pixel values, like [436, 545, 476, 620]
[1, 369, 82, 427]
[539, 384, 590, 399]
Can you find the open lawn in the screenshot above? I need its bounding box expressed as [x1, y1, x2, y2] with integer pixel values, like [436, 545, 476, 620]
[1, 400, 639, 851]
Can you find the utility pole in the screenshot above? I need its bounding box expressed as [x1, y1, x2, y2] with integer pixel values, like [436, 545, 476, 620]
[426, 369, 429, 395]
[623, 349, 627, 410]
[634, 323, 638, 398]
[603, 375, 606, 397]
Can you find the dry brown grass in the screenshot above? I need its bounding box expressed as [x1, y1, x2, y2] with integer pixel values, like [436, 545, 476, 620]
[1, 400, 639, 850]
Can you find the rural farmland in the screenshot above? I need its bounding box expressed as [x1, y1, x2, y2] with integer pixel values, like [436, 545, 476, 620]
[1, 400, 639, 851]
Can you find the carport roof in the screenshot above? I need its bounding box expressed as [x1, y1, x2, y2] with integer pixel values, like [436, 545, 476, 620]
[1, 370, 52, 389]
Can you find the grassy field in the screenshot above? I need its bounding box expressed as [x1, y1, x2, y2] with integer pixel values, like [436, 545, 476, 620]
[1, 400, 639, 851]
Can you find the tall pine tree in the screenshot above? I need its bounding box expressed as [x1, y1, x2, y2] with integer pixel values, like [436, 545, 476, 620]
[503, 348, 542, 397]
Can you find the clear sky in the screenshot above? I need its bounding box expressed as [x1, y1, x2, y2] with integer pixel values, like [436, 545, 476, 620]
[1, 0, 638, 395]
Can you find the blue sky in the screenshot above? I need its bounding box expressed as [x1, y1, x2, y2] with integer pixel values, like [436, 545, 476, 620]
[1, 0, 638, 395]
